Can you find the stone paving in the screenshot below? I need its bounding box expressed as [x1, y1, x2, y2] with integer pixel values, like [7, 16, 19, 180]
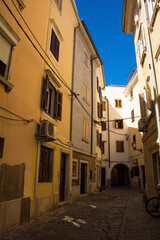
[1, 187, 160, 240]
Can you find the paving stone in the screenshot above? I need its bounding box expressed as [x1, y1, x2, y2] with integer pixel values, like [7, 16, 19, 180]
[1, 187, 160, 240]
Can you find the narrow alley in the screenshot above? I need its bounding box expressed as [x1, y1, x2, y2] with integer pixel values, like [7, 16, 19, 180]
[2, 187, 160, 240]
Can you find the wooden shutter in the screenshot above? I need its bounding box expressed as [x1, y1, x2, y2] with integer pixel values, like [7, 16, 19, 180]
[116, 141, 124, 152]
[131, 109, 135, 122]
[102, 101, 106, 111]
[101, 141, 105, 154]
[99, 133, 102, 148]
[43, 75, 50, 112]
[50, 29, 60, 61]
[139, 93, 147, 118]
[55, 90, 63, 120]
[145, 81, 153, 110]
[102, 121, 106, 131]
[39, 146, 51, 182]
[96, 130, 99, 146]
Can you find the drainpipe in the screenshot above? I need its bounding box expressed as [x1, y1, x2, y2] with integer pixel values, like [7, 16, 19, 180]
[90, 56, 93, 155]
[142, 0, 160, 156]
[35, 137, 41, 218]
[70, 24, 80, 142]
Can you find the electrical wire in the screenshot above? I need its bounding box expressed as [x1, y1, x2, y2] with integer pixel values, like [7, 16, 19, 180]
[2, 0, 95, 122]
[2, 0, 72, 92]
[0, 106, 38, 124]
[10, 0, 69, 90]
[0, 115, 32, 123]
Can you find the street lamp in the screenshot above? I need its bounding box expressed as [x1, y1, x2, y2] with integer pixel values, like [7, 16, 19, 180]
[132, 142, 142, 153]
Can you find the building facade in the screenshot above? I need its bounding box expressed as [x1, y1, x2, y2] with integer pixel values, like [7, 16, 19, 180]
[122, 0, 160, 198]
[0, 0, 78, 234]
[124, 68, 145, 189]
[70, 19, 105, 200]
[102, 85, 130, 187]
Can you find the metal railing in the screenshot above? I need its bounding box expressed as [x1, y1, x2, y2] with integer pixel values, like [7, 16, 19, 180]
[127, 64, 137, 83]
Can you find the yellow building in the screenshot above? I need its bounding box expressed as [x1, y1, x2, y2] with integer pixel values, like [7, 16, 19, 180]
[0, 0, 78, 234]
[122, 0, 160, 198]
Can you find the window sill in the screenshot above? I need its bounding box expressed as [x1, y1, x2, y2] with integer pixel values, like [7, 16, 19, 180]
[0, 75, 14, 93]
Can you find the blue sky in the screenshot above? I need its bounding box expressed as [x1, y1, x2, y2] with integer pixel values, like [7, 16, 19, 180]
[75, 0, 136, 86]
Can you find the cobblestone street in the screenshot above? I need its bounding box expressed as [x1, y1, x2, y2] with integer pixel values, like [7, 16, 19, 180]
[1, 187, 160, 240]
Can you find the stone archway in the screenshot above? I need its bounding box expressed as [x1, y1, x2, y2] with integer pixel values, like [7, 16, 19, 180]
[111, 164, 129, 186]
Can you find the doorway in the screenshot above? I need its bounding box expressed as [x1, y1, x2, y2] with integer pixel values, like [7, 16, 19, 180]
[80, 163, 87, 194]
[111, 164, 129, 186]
[59, 153, 69, 202]
[101, 167, 106, 186]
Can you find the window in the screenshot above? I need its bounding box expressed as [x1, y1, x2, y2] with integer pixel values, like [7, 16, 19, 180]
[130, 88, 133, 98]
[98, 86, 102, 100]
[146, 0, 156, 24]
[131, 109, 135, 123]
[97, 77, 99, 91]
[102, 101, 106, 111]
[72, 160, 78, 179]
[0, 15, 19, 92]
[116, 141, 124, 152]
[101, 141, 105, 154]
[145, 78, 153, 111]
[102, 121, 106, 131]
[97, 102, 103, 118]
[42, 74, 63, 120]
[133, 134, 136, 143]
[97, 130, 102, 148]
[0, 137, 5, 158]
[39, 146, 53, 182]
[138, 23, 146, 64]
[84, 51, 89, 68]
[83, 83, 89, 103]
[0, 34, 12, 79]
[50, 29, 60, 61]
[54, 0, 63, 12]
[83, 119, 89, 142]
[115, 99, 122, 108]
[115, 119, 123, 129]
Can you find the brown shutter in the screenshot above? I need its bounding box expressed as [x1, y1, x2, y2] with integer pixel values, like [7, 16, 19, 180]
[101, 141, 105, 154]
[43, 75, 49, 112]
[102, 121, 106, 131]
[99, 133, 102, 148]
[131, 109, 135, 122]
[55, 90, 63, 120]
[50, 29, 60, 61]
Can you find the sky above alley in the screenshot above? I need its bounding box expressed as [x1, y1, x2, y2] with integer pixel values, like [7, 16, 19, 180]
[75, 0, 136, 86]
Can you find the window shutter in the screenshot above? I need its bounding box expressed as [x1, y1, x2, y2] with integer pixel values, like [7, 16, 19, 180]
[102, 122, 106, 131]
[55, 90, 63, 120]
[131, 109, 135, 122]
[99, 133, 102, 148]
[102, 101, 106, 111]
[50, 29, 60, 61]
[145, 81, 153, 111]
[43, 75, 50, 112]
[96, 130, 99, 146]
[139, 93, 147, 118]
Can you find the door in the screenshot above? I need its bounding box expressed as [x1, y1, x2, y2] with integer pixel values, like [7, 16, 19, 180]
[80, 163, 87, 194]
[101, 168, 106, 186]
[59, 153, 66, 202]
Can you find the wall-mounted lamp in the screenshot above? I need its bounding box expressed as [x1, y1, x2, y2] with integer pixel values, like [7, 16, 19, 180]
[132, 142, 142, 153]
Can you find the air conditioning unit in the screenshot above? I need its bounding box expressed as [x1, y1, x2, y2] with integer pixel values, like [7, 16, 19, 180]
[138, 118, 147, 132]
[40, 120, 57, 140]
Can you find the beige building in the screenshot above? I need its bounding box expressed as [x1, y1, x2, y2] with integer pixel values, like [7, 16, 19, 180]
[122, 0, 160, 198]
[70, 19, 105, 200]
[124, 67, 145, 189]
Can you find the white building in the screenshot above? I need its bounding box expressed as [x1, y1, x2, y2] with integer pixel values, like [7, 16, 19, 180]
[102, 85, 130, 186]
[124, 68, 145, 189]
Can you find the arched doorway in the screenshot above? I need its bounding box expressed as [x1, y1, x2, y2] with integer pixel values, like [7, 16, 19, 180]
[111, 164, 129, 186]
